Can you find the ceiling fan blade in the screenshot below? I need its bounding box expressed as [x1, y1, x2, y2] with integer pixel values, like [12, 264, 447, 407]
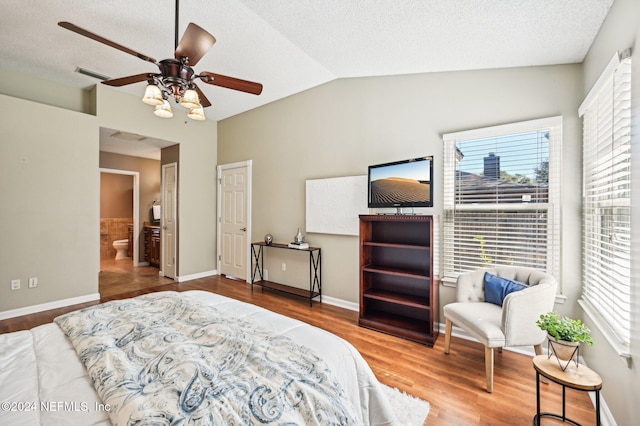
[102, 73, 153, 87]
[199, 72, 263, 95]
[194, 83, 211, 108]
[174, 23, 216, 66]
[58, 22, 157, 64]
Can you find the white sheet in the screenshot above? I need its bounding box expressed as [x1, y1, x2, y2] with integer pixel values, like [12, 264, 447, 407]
[1, 290, 397, 425]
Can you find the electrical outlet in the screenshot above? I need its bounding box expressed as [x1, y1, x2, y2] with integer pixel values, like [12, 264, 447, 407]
[263, 269, 268, 280]
[281, 263, 286, 271]
[11, 279, 21, 290]
[28, 277, 38, 288]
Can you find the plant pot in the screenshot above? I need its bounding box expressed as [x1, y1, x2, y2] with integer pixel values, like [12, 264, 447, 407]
[547, 334, 579, 361]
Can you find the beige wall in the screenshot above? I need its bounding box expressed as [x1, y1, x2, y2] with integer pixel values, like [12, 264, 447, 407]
[96, 85, 218, 277]
[0, 76, 218, 313]
[99, 172, 134, 260]
[0, 95, 99, 311]
[162, 144, 180, 165]
[100, 173, 134, 218]
[2, 3, 638, 420]
[218, 1, 640, 422]
[99, 152, 163, 260]
[100, 152, 161, 223]
[218, 64, 584, 306]
[578, 0, 640, 424]
[0, 66, 92, 113]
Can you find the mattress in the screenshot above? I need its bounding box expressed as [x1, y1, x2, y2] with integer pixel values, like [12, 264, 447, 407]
[0, 290, 397, 425]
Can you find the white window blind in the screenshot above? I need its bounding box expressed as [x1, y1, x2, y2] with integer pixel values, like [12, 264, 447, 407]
[442, 117, 562, 282]
[580, 52, 632, 352]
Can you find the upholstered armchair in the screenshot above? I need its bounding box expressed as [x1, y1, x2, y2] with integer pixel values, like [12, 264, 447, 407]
[443, 266, 557, 393]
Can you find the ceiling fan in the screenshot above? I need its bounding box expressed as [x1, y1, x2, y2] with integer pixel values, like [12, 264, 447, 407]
[58, 0, 262, 120]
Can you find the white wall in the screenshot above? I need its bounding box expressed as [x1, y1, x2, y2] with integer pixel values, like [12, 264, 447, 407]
[218, 64, 584, 307]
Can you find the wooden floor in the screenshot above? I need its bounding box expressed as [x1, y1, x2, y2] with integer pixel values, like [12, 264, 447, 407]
[0, 260, 597, 425]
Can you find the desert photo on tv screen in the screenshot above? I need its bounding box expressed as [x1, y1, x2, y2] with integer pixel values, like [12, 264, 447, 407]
[370, 160, 431, 205]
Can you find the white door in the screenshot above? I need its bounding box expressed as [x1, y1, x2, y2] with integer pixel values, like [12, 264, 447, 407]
[162, 163, 177, 279]
[218, 162, 250, 280]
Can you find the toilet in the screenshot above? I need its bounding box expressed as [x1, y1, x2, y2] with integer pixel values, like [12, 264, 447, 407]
[113, 239, 129, 260]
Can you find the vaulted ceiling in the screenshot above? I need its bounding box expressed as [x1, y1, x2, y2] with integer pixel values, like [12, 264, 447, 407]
[1, 0, 614, 124]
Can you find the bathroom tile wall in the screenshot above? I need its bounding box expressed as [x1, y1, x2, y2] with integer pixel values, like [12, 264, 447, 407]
[100, 218, 133, 259]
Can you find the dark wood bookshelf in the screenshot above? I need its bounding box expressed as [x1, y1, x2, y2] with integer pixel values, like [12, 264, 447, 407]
[362, 288, 429, 309]
[359, 214, 438, 345]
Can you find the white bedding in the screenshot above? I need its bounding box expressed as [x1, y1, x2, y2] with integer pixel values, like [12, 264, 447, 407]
[0, 290, 397, 425]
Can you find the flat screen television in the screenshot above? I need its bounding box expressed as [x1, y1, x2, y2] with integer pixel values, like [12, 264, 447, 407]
[368, 156, 433, 209]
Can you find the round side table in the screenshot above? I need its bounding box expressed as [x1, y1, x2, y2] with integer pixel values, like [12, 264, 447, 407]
[532, 355, 602, 425]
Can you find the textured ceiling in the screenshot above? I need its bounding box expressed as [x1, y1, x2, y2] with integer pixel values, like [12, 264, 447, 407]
[0, 0, 614, 157]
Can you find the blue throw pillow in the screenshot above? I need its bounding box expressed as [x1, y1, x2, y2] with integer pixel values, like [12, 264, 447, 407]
[484, 272, 528, 306]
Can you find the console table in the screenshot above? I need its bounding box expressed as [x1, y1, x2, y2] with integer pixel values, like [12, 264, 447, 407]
[250, 242, 321, 306]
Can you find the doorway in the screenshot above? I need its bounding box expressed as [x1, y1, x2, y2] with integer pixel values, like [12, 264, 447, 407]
[217, 160, 252, 281]
[99, 127, 178, 297]
[99, 169, 139, 266]
[98, 168, 174, 297]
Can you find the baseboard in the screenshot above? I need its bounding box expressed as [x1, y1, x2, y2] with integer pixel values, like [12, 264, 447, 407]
[320, 295, 359, 312]
[0, 293, 101, 320]
[438, 322, 615, 425]
[176, 269, 218, 282]
[591, 393, 616, 426]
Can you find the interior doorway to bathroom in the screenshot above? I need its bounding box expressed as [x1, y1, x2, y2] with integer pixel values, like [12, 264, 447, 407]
[98, 127, 178, 297]
[99, 169, 139, 266]
[99, 167, 172, 297]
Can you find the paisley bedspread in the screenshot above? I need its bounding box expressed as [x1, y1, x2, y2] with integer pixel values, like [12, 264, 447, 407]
[54, 292, 359, 425]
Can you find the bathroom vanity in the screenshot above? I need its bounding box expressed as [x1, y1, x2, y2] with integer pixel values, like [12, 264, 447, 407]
[128, 225, 133, 257]
[144, 224, 161, 267]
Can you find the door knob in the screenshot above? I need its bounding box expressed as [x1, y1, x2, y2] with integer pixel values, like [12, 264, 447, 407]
[240, 227, 247, 231]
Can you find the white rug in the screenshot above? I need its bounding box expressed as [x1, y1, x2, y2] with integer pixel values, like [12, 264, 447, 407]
[381, 383, 430, 426]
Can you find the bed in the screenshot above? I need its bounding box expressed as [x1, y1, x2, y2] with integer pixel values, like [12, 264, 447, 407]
[1, 290, 397, 425]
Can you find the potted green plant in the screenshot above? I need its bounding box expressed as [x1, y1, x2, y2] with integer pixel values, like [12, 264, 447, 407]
[536, 312, 594, 362]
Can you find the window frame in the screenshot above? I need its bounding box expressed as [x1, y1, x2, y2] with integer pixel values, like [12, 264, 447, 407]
[578, 50, 632, 359]
[442, 116, 562, 287]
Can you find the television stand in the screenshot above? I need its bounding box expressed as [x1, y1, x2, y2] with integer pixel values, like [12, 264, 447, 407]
[250, 242, 321, 306]
[378, 208, 418, 216]
[358, 214, 438, 345]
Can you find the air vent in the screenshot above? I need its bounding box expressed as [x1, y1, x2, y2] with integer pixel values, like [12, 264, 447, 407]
[110, 131, 147, 142]
[75, 67, 110, 81]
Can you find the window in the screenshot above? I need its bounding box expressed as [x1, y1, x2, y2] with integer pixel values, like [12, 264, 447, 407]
[579, 51, 632, 355]
[442, 117, 562, 283]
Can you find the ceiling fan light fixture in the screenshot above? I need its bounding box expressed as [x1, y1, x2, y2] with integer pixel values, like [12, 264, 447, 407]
[180, 88, 201, 109]
[142, 84, 164, 106]
[59, 1, 263, 122]
[187, 106, 206, 121]
[154, 100, 174, 118]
